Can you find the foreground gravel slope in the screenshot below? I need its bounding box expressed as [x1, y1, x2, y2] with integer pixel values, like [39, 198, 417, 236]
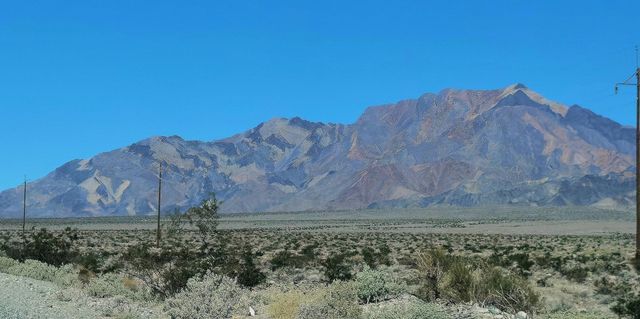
[0, 272, 100, 319]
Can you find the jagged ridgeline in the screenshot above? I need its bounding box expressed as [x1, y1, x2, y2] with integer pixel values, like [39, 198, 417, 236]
[0, 84, 635, 217]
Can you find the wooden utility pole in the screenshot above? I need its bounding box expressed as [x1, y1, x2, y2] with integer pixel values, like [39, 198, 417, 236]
[22, 177, 26, 239]
[637, 66, 640, 268]
[615, 48, 640, 268]
[157, 162, 162, 247]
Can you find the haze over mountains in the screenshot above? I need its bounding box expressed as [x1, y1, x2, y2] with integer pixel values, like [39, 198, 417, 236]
[0, 84, 635, 217]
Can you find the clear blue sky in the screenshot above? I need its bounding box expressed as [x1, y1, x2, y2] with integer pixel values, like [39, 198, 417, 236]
[1, 1, 639, 190]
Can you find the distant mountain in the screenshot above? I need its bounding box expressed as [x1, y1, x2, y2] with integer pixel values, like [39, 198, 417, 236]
[0, 84, 635, 217]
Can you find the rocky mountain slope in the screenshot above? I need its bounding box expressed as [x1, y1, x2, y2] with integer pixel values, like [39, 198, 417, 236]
[0, 84, 635, 217]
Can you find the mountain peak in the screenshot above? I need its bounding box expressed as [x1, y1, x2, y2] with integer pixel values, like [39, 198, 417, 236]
[506, 83, 528, 91]
[497, 83, 568, 116]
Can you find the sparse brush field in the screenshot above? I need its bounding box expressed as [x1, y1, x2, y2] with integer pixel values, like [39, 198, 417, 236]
[0, 206, 638, 319]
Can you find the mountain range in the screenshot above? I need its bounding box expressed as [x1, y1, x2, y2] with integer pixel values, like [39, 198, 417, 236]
[0, 84, 635, 217]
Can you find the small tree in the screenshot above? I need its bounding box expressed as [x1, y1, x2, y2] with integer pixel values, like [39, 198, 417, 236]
[237, 246, 266, 288]
[181, 194, 220, 249]
[122, 193, 222, 297]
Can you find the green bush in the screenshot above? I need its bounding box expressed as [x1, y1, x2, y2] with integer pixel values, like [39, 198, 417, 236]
[361, 245, 392, 269]
[323, 253, 353, 282]
[295, 281, 362, 319]
[0, 257, 80, 287]
[271, 250, 304, 270]
[74, 251, 104, 273]
[364, 299, 450, 319]
[165, 272, 251, 319]
[122, 241, 202, 297]
[611, 292, 640, 319]
[439, 260, 474, 302]
[2, 227, 79, 266]
[541, 310, 618, 319]
[477, 267, 540, 314]
[0, 255, 19, 271]
[355, 265, 405, 303]
[415, 250, 540, 314]
[267, 290, 307, 319]
[237, 246, 266, 288]
[85, 272, 152, 301]
[415, 249, 455, 301]
[561, 265, 589, 283]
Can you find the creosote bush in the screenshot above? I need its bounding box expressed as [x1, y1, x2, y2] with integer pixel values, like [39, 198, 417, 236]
[323, 253, 353, 282]
[86, 272, 152, 301]
[268, 290, 307, 319]
[237, 246, 266, 288]
[355, 265, 406, 303]
[361, 245, 392, 269]
[1, 227, 79, 266]
[611, 292, 640, 319]
[416, 249, 540, 314]
[364, 298, 450, 319]
[295, 281, 362, 319]
[165, 272, 251, 319]
[266, 281, 362, 319]
[0, 256, 80, 287]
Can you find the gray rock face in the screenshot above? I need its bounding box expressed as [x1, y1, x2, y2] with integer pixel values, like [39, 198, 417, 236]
[0, 84, 635, 217]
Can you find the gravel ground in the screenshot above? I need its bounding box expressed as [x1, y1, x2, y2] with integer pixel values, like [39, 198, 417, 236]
[0, 273, 100, 319]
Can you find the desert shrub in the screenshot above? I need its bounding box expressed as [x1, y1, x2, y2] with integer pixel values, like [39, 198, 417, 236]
[122, 240, 204, 297]
[268, 290, 306, 319]
[237, 246, 266, 288]
[54, 287, 86, 303]
[507, 253, 534, 276]
[611, 292, 640, 319]
[476, 267, 540, 314]
[299, 243, 319, 263]
[296, 281, 362, 319]
[438, 260, 475, 302]
[2, 227, 79, 266]
[74, 251, 104, 273]
[594, 276, 631, 296]
[1, 258, 80, 287]
[561, 265, 589, 283]
[0, 255, 19, 271]
[323, 253, 353, 282]
[415, 250, 540, 314]
[91, 294, 151, 318]
[415, 249, 454, 301]
[362, 247, 377, 268]
[165, 272, 251, 319]
[86, 272, 152, 301]
[361, 245, 392, 269]
[542, 310, 618, 319]
[271, 250, 305, 270]
[355, 265, 406, 303]
[364, 299, 450, 319]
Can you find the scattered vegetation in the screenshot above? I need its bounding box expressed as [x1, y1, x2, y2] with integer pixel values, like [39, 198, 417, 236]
[0, 206, 637, 318]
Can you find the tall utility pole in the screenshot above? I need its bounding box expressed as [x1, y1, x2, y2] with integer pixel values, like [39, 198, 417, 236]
[157, 161, 162, 247]
[615, 47, 640, 268]
[22, 177, 27, 239]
